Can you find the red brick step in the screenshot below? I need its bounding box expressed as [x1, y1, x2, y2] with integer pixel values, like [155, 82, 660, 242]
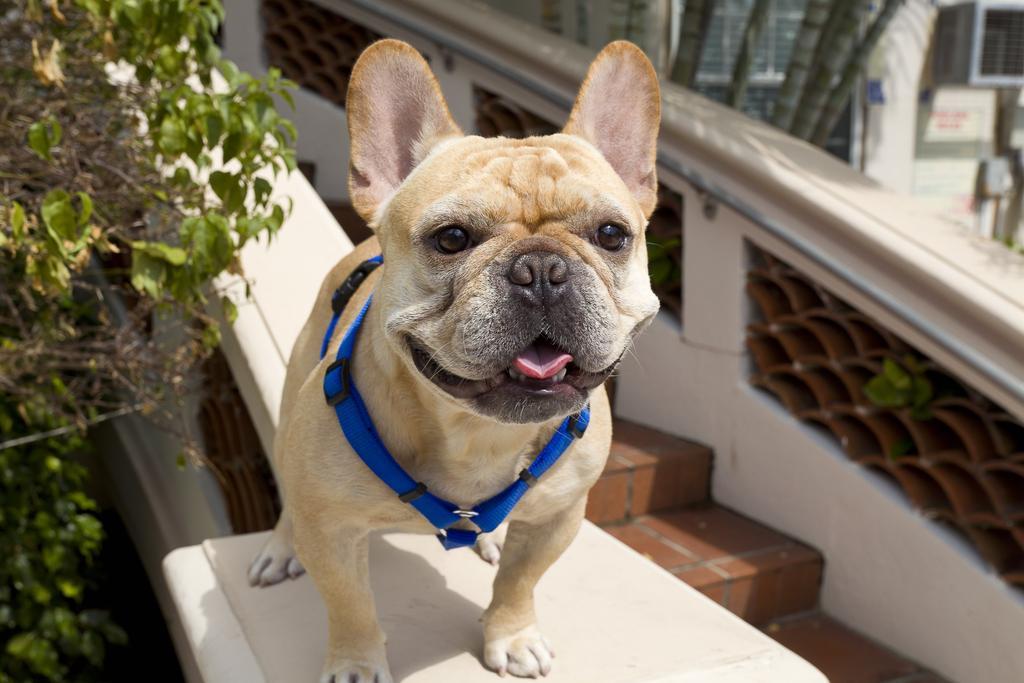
[604, 506, 822, 625]
[766, 613, 949, 683]
[585, 419, 711, 525]
[587, 419, 822, 625]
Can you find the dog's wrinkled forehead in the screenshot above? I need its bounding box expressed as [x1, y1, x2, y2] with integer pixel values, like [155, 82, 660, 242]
[384, 134, 640, 238]
[465, 143, 572, 224]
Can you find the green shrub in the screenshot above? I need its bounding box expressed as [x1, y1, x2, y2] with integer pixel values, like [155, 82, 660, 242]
[0, 403, 125, 683]
[1, 1, 296, 678]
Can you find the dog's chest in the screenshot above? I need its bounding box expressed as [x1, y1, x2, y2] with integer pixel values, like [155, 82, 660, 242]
[408, 448, 531, 509]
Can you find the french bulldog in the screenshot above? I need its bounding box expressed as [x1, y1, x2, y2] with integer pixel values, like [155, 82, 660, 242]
[249, 38, 661, 682]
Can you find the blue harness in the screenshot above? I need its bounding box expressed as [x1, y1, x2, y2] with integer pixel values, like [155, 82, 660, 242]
[320, 256, 590, 550]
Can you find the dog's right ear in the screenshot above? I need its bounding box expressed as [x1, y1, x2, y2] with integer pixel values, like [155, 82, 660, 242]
[345, 39, 462, 225]
[563, 42, 661, 217]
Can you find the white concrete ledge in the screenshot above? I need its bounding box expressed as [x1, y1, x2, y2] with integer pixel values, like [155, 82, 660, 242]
[164, 528, 826, 682]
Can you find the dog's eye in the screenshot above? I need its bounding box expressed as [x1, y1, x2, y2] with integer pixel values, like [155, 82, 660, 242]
[434, 225, 471, 254]
[595, 224, 627, 251]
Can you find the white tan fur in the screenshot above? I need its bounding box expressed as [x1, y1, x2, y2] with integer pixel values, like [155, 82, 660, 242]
[249, 40, 662, 682]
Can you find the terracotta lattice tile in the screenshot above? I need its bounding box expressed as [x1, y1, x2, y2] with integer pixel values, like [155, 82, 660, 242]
[747, 247, 1024, 589]
[261, 0, 381, 108]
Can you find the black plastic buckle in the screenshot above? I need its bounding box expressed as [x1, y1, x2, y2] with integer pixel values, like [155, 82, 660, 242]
[567, 413, 586, 439]
[398, 482, 428, 503]
[518, 468, 538, 487]
[331, 259, 381, 314]
[323, 358, 351, 406]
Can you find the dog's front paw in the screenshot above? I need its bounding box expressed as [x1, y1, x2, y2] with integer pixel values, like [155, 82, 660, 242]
[320, 659, 393, 683]
[484, 624, 554, 678]
[248, 534, 304, 587]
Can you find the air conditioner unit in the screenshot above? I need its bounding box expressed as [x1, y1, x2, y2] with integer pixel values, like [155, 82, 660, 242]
[934, 1, 1024, 87]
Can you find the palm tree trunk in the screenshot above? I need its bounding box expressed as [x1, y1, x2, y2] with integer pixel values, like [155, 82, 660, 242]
[693, 0, 717, 83]
[789, 0, 871, 139]
[727, 0, 771, 108]
[772, 0, 832, 129]
[672, 0, 714, 87]
[811, 0, 855, 71]
[809, 0, 905, 145]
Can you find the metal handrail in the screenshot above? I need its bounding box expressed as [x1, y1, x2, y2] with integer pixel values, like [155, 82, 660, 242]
[325, 0, 1024, 415]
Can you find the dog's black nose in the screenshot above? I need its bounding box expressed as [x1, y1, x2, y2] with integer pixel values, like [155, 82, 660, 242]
[508, 251, 571, 301]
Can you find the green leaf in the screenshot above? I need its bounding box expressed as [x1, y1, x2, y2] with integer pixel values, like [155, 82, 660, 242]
[204, 113, 224, 146]
[28, 123, 52, 160]
[41, 190, 76, 240]
[267, 204, 285, 232]
[130, 251, 167, 298]
[11, 202, 25, 240]
[279, 88, 296, 111]
[171, 166, 192, 187]
[280, 119, 298, 144]
[57, 579, 82, 599]
[75, 192, 93, 227]
[182, 214, 232, 274]
[863, 375, 904, 408]
[131, 240, 187, 266]
[222, 132, 244, 162]
[27, 118, 61, 160]
[202, 322, 221, 349]
[209, 171, 234, 201]
[158, 117, 187, 155]
[81, 630, 104, 666]
[882, 358, 911, 391]
[253, 177, 272, 205]
[6, 632, 36, 657]
[221, 296, 238, 324]
[210, 171, 245, 213]
[218, 59, 240, 86]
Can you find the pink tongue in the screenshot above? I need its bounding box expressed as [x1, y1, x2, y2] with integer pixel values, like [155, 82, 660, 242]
[513, 341, 573, 380]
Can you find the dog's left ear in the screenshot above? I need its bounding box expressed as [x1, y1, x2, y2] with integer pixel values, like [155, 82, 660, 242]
[564, 42, 661, 217]
[346, 39, 462, 224]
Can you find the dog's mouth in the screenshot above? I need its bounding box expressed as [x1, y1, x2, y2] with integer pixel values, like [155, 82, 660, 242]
[407, 335, 618, 402]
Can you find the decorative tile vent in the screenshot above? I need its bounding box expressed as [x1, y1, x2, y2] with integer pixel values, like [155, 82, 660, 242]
[473, 87, 560, 138]
[472, 86, 683, 318]
[198, 350, 280, 533]
[746, 247, 1024, 588]
[260, 0, 381, 108]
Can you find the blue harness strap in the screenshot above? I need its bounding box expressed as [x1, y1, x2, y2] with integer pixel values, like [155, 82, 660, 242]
[320, 256, 590, 550]
[319, 255, 382, 359]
